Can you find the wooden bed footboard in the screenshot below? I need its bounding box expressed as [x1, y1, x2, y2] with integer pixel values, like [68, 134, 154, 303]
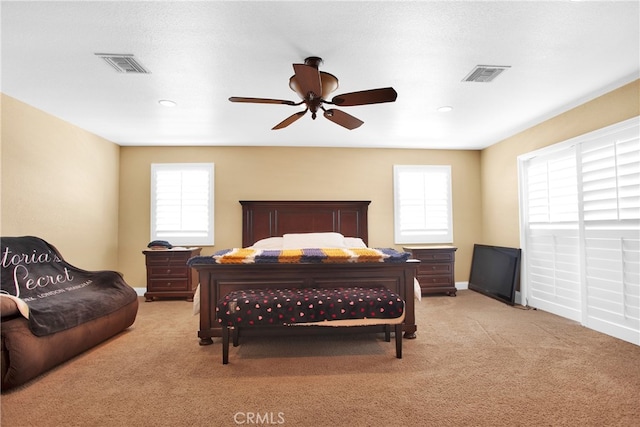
[193, 260, 419, 345]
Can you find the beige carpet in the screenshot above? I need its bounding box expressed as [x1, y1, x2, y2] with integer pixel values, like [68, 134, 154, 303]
[2, 290, 639, 427]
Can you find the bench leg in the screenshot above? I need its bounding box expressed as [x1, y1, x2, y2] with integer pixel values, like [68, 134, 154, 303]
[395, 324, 403, 359]
[222, 326, 230, 365]
[233, 326, 239, 347]
[384, 325, 391, 342]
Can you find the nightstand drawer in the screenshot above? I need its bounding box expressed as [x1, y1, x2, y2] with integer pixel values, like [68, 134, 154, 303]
[148, 279, 189, 291]
[148, 266, 189, 278]
[417, 275, 452, 286]
[417, 263, 451, 275]
[413, 251, 453, 262]
[146, 255, 190, 266]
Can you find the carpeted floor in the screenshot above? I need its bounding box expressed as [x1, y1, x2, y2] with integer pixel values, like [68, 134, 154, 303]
[2, 290, 639, 427]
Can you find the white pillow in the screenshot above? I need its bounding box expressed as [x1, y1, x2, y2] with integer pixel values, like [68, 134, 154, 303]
[344, 237, 367, 248]
[250, 237, 284, 249]
[282, 232, 346, 249]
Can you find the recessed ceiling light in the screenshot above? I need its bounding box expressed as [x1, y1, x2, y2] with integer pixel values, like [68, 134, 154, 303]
[437, 106, 453, 113]
[158, 100, 176, 107]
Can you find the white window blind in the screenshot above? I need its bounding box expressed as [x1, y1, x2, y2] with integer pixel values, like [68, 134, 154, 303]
[150, 163, 214, 246]
[523, 146, 582, 321]
[580, 126, 640, 344]
[519, 116, 640, 345]
[393, 165, 453, 244]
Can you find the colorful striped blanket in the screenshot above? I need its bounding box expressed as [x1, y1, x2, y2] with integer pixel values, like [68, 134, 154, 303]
[187, 247, 411, 265]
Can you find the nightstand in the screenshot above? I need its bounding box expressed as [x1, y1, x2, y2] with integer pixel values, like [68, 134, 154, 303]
[143, 247, 202, 301]
[403, 246, 457, 296]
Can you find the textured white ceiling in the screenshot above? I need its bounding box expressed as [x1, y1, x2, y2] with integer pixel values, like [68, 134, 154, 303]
[2, 1, 639, 149]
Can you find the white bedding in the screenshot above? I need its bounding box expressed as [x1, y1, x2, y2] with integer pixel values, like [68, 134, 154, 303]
[252, 234, 367, 250]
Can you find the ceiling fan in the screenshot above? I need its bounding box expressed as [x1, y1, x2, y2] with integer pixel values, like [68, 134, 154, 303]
[229, 56, 397, 130]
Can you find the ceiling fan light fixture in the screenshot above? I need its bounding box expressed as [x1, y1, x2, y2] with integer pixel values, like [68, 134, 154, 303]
[289, 71, 339, 99]
[437, 106, 453, 113]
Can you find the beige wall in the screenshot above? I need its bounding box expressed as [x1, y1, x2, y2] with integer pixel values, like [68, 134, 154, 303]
[118, 146, 482, 287]
[4, 79, 637, 290]
[1, 94, 121, 270]
[480, 79, 640, 247]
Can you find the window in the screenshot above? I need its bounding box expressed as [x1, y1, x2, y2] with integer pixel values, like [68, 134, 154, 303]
[519, 116, 639, 345]
[393, 165, 453, 244]
[521, 145, 582, 321]
[150, 163, 214, 246]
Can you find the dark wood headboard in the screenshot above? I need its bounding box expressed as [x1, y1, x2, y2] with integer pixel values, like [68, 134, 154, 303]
[240, 201, 370, 247]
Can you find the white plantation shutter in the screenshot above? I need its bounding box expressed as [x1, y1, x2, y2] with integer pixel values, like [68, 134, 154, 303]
[580, 127, 640, 343]
[151, 163, 214, 246]
[519, 117, 640, 345]
[523, 146, 582, 321]
[393, 165, 453, 244]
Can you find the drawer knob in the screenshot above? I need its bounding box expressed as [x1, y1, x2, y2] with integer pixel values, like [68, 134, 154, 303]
[432, 266, 436, 270]
[166, 269, 171, 274]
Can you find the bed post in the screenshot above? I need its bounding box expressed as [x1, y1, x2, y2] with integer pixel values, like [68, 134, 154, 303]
[198, 271, 214, 345]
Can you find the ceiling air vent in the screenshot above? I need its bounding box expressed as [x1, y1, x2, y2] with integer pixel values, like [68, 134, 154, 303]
[462, 65, 510, 83]
[95, 53, 150, 74]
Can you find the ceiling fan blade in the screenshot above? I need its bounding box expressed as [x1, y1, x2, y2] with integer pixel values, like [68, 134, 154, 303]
[272, 110, 308, 130]
[331, 87, 398, 106]
[292, 64, 322, 99]
[323, 109, 364, 130]
[229, 97, 297, 105]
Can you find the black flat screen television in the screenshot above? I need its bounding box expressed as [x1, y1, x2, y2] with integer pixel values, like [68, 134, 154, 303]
[468, 244, 521, 306]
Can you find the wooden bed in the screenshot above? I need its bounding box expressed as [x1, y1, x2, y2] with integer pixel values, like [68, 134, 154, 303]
[191, 200, 418, 346]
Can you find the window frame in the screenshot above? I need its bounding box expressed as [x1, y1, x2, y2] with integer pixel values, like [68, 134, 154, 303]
[393, 164, 454, 244]
[518, 116, 640, 345]
[150, 162, 214, 247]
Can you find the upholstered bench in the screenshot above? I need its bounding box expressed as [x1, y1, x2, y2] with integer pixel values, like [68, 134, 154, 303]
[216, 286, 405, 364]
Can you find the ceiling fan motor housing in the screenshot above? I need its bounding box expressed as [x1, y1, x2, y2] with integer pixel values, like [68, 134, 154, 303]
[303, 56, 323, 68]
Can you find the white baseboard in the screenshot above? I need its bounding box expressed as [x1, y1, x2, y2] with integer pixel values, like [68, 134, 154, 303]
[134, 287, 146, 297]
[455, 281, 468, 290]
